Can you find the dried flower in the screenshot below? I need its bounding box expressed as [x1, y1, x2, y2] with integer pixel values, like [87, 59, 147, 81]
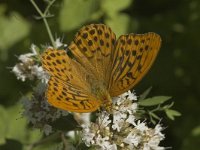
[21, 83, 68, 135]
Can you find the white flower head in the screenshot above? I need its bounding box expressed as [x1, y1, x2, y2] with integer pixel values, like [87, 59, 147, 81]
[81, 91, 165, 150]
[12, 44, 49, 82]
[133, 120, 148, 133]
[123, 131, 141, 148]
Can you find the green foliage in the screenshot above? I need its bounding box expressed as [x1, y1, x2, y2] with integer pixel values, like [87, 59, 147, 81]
[59, 0, 98, 32]
[165, 109, 181, 120]
[59, 0, 135, 36]
[139, 96, 172, 106]
[0, 104, 42, 148]
[0, 5, 30, 61]
[138, 91, 181, 124]
[101, 0, 134, 36]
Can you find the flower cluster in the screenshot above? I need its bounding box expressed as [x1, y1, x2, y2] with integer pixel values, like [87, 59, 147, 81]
[12, 38, 66, 83]
[81, 91, 165, 150]
[21, 83, 68, 135]
[12, 44, 49, 83]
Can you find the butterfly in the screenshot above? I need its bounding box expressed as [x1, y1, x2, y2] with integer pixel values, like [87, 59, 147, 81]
[41, 24, 161, 113]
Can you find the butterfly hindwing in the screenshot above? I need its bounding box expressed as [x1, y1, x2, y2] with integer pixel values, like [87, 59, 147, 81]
[109, 33, 161, 96]
[41, 49, 102, 112]
[47, 76, 101, 112]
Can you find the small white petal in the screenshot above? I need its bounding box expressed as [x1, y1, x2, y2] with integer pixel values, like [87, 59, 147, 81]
[123, 132, 141, 148]
[126, 115, 135, 125]
[55, 38, 64, 48]
[30, 44, 38, 55]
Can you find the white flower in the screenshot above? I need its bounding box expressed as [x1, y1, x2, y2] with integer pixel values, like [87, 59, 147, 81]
[55, 38, 63, 48]
[12, 45, 49, 82]
[127, 90, 137, 100]
[97, 112, 111, 128]
[95, 135, 116, 150]
[12, 65, 26, 81]
[154, 124, 165, 138]
[81, 91, 165, 150]
[82, 125, 95, 146]
[126, 115, 135, 125]
[133, 120, 148, 133]
[112, 111, 126, 132]
[30, 44, 38, 55]
[31, 65, 49, 83]
[123, 132, 141, 148]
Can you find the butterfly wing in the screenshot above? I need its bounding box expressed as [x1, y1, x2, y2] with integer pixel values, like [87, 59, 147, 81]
[109, 33, 161, 97]
[47, 76, 101, 112]
[68, 24, 116, 88]
[41, 49, 101, 112]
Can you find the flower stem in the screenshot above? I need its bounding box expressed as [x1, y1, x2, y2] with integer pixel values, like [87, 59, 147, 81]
[30, 0, 56, 48]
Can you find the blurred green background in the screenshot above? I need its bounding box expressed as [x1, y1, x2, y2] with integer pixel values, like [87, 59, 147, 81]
[0, 0, 200, 149]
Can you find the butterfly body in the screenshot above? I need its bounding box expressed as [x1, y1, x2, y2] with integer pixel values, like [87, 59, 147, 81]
[41, 24, 161, 113]
[84, 77, 112, 112]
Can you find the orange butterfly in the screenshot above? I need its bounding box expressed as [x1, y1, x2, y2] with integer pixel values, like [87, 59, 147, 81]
[41, 24, 161, 113]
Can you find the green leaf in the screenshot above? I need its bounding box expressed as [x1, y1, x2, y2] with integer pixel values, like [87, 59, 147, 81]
[0, 104, 42, 145]
[101, 0, 133, 17]
[139, 86, 152, 101]
[0, 105, 7, 145]
[105, 13, 130, 37]
[192, 126, 200, 136]
[59, 0, 99, 32]
[0, 7, 30, 61]
[165, 109, 181, 120]
[149, 111, 160, 120]
[139, 96, 172, 106]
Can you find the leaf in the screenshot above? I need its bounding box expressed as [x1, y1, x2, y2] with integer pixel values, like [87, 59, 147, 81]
[105, 13, 130, 37]
[165, 109, 181, 120]
[149, 111, 160, 120]
[0, 105, 7, 145]
[139, 96, 172, 106]
[0, 104, 42, 145]
[59, 0, 99, 32]
[192, 126, 200, 136]
[0, 7, 30, 61]
[139, 86, 152, 101]
[101, 0, 132, 17]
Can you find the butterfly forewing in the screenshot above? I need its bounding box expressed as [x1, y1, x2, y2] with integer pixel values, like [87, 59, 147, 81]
[42, 49, 92, 90]
[41, 49, 69, 82]
[68, 24, 116, 87]
[109, 33, 161, 97]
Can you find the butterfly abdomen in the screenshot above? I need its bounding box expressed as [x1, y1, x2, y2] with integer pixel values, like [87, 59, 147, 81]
[101, 92, 112, 112]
